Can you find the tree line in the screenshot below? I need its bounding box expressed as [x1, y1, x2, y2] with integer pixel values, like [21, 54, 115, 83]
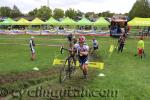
[129, 0, 150, 19]
[0, 0, 150, 20]
[0, 5, 116, 21]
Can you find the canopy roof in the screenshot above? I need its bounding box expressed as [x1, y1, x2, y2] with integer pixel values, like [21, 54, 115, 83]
[30, 18, 45, 25]
[0, 18, 16, 25]
[60, 17, 76, 26]
[45, 17, 60, 25]
[16, 18, 30, 25]
[77, 17, 93, 26]
[128, 17, 150, 26]
[94, 17, 110, 26]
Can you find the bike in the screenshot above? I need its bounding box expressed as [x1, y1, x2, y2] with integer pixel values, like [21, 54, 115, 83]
[59, 46, 77, 83]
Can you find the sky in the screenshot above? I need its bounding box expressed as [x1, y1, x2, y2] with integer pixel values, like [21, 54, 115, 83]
[0, 0, 137, 14]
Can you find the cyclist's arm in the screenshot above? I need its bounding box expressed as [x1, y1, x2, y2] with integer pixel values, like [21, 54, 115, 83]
[80, 51, 88, 55]
[80, 46, 89, 55]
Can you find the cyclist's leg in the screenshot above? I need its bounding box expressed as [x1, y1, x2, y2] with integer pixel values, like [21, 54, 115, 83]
[78, 58, 83, 70]
[83, 63, 88, 79]
[79, 57, 88, 79]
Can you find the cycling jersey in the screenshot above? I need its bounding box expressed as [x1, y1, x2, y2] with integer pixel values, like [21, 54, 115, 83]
[74, 43, 89, 65]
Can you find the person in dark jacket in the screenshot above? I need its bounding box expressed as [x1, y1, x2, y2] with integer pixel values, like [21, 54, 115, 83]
[118, 34, 125, 53]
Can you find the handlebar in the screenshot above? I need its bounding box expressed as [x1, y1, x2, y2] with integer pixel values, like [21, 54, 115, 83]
[60, 46, 79, 55]
[60, 46, 71, 54]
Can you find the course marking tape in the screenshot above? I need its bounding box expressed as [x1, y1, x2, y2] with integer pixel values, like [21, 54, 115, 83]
[53, 58, 104, 69]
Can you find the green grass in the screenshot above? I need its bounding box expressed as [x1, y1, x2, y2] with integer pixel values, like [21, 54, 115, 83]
[0, 34, 150, 100]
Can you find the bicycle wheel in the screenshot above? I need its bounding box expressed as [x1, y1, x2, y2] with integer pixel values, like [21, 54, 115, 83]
[69, 57, 76, 75]
[59, 56, 76, 83]
[59, 58, 69, 83]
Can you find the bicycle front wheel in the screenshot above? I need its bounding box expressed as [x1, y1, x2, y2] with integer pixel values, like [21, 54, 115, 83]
[59, 59, 69, 83]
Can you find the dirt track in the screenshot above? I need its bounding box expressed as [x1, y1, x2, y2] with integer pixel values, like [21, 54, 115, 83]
[0, 67, 60, 85]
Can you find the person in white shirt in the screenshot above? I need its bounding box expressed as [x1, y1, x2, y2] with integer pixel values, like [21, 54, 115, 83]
[29, 36, 35, 61]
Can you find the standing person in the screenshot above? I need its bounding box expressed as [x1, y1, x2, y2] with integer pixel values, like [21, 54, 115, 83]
[74, 36, 89, 79]
[137, 37, 145, 58]
[118, 35, 125, 53]
[29, 36, 36, 61]
[91, 38, 99, 54]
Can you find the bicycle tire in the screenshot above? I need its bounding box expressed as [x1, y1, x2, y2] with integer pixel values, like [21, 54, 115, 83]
[59, 58, 68, 83]
[59, 56, 76, 83]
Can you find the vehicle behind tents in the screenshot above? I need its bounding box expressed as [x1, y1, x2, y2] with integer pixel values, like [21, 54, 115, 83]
[110, 17, 128, 37]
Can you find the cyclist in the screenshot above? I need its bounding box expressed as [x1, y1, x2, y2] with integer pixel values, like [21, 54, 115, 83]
[29, 36, 35, 61]
[67, 33, 73, 48]
[72, 35, 77, 45]
[74, 36, 89, 79]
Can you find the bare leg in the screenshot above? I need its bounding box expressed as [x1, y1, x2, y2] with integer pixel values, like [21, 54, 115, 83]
[31, 53, 35, 61]
[82, 64, 88, 79]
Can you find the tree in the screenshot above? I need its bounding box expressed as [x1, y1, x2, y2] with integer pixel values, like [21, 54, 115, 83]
[85, 12, 95, 19]
[36, 6, 52, 20]
[28, 8, 38, 16]
[75, 10, 84, 20]
[76, 10, 84, 17]
[11, 5, 22, 18]
[53, 8, 64, 19]
[129, 0, 150, 19]
[65, 8, 77, 19]
[0, 7, 12, 17]
[98, 11, 114, 17]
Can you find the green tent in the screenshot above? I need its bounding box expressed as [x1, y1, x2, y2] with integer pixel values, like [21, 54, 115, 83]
[128, 17, 150, 26]
[15, 18, 30, 25]
[0, 18, 16, 25]
[94, 17, 110, 26]
[77, 17, 93, 26]
[60, 17, 76, 26]
[45, 17, 60, 25]
[30, 18, 45, 25]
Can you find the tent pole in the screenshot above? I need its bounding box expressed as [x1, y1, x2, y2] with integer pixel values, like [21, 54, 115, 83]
[40, 25, 42, 35]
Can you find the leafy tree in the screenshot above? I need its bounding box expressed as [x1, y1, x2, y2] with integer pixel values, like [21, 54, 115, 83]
[65, 8, 77, 19]
[11, 5, 22, 18]
[85, 12, 95, 19]
[0, 7, 12, 17]
[98, 11, 114, 17]
[28, 8, 38, 16]
[129, 0, 150, 19]
[53, 8, 64, 19]
[36, 6, 52, 20]
[76, 10, 84, 17]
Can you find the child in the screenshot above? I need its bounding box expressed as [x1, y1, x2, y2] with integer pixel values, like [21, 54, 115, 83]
[137, 37, 145, 58]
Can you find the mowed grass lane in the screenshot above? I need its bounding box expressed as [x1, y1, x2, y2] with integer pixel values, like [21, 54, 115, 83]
[0, 35, 150, 99]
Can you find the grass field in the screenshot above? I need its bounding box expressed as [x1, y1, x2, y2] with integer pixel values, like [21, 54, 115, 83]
[0, 34, 150, 100]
